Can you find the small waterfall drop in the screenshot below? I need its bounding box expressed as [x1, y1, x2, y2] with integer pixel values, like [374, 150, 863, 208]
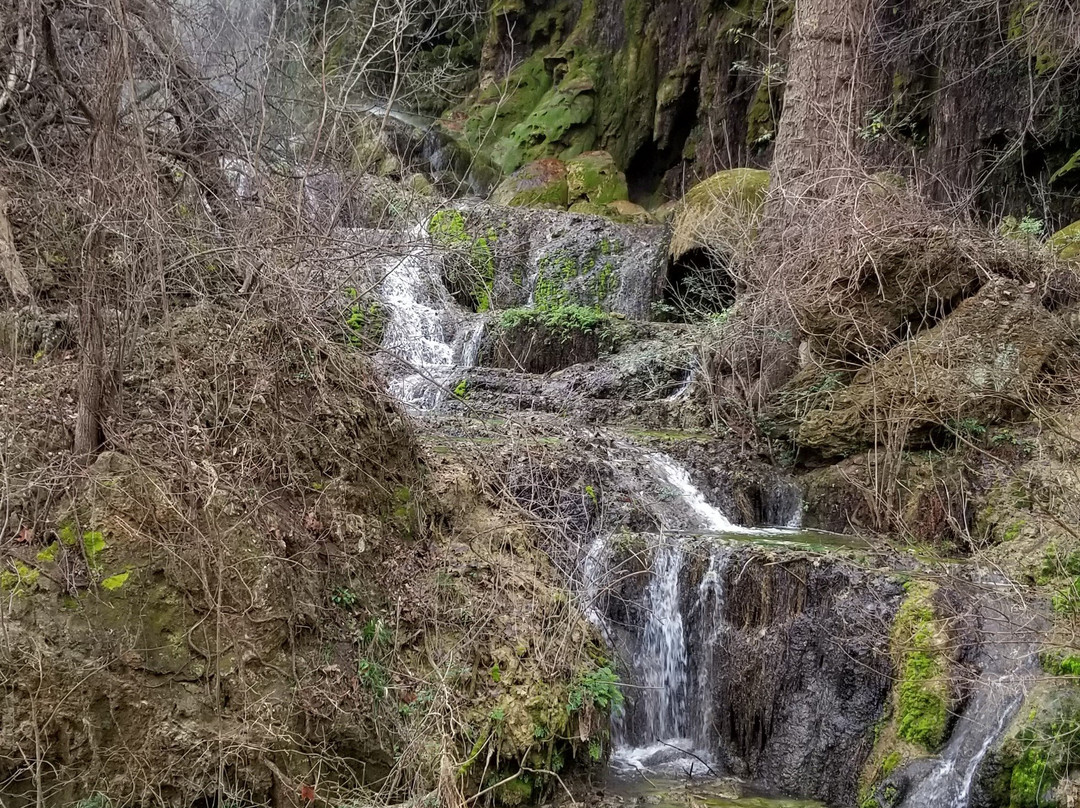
[378, 224, 485, 409]
[606, 452, 752, 776]
[899, 678, 1025, 808]
[645, 453, 756, 534]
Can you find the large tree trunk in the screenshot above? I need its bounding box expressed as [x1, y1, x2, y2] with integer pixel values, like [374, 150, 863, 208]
[767, 0, 871, 220]
[713, 0, 874, 415]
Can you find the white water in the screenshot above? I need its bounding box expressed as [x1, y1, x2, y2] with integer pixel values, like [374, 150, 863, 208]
[378, 224, 485, 409]
[665, 357, 697, 402]
[606, 454, 754, 777]
[638, 540, 688, 741]
[646, 453, 757, 534]
[899, 677, 1027, 808]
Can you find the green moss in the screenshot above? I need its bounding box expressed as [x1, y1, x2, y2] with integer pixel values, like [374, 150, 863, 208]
[344, 296, 386, 347]
[429, 209, 500, 310]
[1041, 652, 1080, 677]
[891, 583, 949, 751]
[565, 151, 628, 205]
[1050, 220, 1080, 261]
[494, 776, 533, 806]
[746, 75, 778, 149]
[993, 692, 1080, 808]
[36, 542, 59, 563]
[101, 571, 131, 591]
[499, 305, 611, 344]
[0, 560, 40, 594]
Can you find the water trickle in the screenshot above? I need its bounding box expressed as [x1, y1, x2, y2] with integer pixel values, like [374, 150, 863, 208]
[665, 357, 697, 402]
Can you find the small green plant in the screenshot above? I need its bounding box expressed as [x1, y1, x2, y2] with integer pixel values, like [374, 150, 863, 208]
[568, 666, 623, 713]
[332, 586, 358, 609]
[1040, 652, 1080, 676]
[452, 379, 469, 399]
[588, 739, 603, 762]
[76, 795, 112, 808]
[859, 110, 888, 141]
[1000, 214, 1046, 240]
[1052, 581, 1080, 616]
[489, 706, 506, 722]
[585, 485, 598, 506]
[490, 662, 501, 682]
[947, 417, 987, 441]
[358, 658, 388, 698]
[360, 617, 392, 646]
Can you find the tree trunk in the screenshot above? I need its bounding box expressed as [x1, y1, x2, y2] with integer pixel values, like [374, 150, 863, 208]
[74, 11, 124, 460]
[0, 187, 31, 303]
[767, 0, 871, 215]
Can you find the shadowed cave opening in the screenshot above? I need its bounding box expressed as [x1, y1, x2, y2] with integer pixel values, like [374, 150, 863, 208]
[626, 78, 701, 204]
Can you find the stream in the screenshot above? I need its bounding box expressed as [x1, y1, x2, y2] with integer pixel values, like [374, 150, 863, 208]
[363, 209, 1037, 808]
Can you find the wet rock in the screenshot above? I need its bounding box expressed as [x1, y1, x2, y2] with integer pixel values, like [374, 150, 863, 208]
[434, 201, 670, 318]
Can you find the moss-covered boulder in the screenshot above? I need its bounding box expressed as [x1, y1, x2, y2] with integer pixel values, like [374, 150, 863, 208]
[670, 168, 769, 260]
[566, 150, 629, 206]
[1051, 220, 1080, 261]
[792, 278, 1065, 457]
[492, 158, 569, 208]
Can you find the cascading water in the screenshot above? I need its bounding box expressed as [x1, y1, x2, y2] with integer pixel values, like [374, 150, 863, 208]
[607, 453, 755, 775]
[378, 224, 485, 409]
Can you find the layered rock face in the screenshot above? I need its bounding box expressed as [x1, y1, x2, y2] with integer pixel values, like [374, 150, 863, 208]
[442, 0, 1080, 220]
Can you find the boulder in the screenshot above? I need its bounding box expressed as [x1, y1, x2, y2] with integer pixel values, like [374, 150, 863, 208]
[492, 158, 569, 208]
[1051, 220, 1080, 261]
[427, 202, 670, 319]
[793, 278, 1064, 456]
[566, 150, 629, 206]
[670, 168, 769, 260]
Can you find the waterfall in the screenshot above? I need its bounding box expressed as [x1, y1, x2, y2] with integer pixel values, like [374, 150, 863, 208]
[602, 453, 754, 776]
[899, 678, 1026, 808]
[637, 540, 689, 742]
[645, 453, 756, 534]
[378, 225, 485, 409]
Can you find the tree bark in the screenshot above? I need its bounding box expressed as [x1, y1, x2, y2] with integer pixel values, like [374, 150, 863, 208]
[74, 10, 124, 460]
[767, 0, 871, 214]
[0, 187, 32, 304]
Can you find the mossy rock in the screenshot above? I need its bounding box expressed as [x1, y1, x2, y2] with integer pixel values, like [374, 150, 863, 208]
[566, 150, 628, 206]
[495, 64, 598, 172]
[670, 168, 770, 260]
[1051, 220, 1080, 261]
[492, 159, 569, 208]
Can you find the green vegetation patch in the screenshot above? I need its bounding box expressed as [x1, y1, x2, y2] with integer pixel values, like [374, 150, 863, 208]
[429, 209, 501, 311]
[989, 690, 1080, 808]
[891, 582, 950, 750]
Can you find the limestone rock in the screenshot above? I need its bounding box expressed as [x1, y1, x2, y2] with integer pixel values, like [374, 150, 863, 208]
[670, 168, 769, 260]
[492, 158, 569, 208]
[566, 150, 629, 206]
[794, 278, 1064, 456]
[1051, 220, 1080, 261]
